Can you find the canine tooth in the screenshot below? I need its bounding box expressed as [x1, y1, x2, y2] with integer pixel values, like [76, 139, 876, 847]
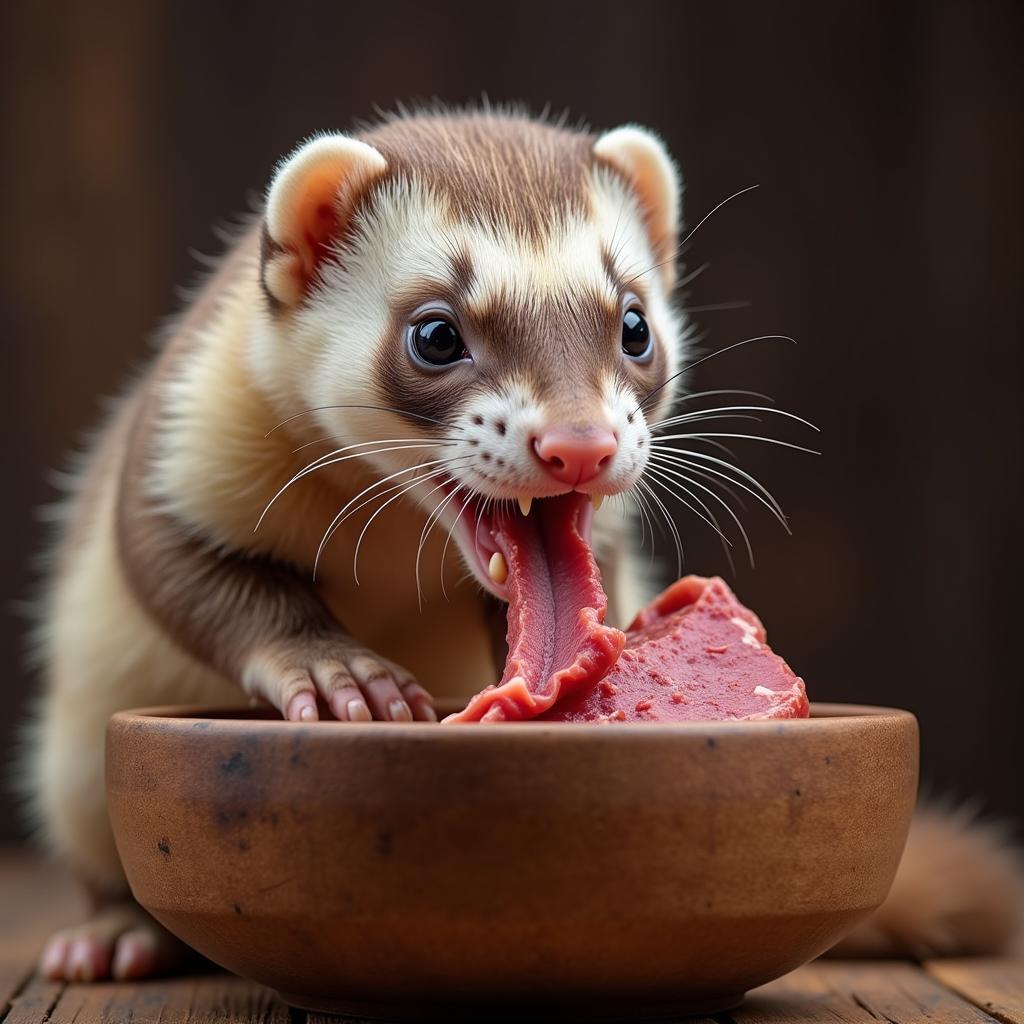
[488, 552, 508, 584]
[518, 496, 533, 517]
[591, 494, 605, 511]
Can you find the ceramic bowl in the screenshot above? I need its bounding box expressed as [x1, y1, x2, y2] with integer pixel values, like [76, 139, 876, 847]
[106, 702, 917, 1020]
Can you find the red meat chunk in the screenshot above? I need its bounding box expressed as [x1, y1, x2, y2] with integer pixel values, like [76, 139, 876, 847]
[539, 576, 808, 723]
[444, 494, 808, 724]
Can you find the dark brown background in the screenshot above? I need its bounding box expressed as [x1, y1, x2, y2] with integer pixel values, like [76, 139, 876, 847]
[1, 0, 1021, 840]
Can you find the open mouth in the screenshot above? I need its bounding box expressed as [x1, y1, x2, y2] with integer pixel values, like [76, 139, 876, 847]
[451, 491, 596, 602]
[443, 490, 625, 722]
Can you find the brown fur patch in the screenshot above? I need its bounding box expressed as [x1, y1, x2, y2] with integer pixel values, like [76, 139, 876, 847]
[375, 281, 628, 430]
[376, 271, 666, 430]
[358, 113, 595, 238]
[115, 230, 346, 681]
[600, 244, 622, 293]
[447, 245, 476, 295]
[373, 309, 483, 432]
[469, 285, 618, 397]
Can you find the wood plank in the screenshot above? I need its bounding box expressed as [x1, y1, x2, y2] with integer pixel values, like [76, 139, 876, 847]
[2, 977, 64, 1024]
[46, 975, 290, 1023]
[734, 959, 1002, 1023]
[0, 967, 31, 1024]
[926, 959, 1024, 1024]
[309, 1015, 382, 1024]
[4, 847, 1018, 1023]
[306, 1009, 712, 1023]
[0, 850, 82, 1016]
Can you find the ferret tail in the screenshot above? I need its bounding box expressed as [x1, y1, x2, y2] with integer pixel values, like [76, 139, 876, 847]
[829, 802, 1024, 959]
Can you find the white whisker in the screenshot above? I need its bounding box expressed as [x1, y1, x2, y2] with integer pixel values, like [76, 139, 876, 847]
[627, 484, 654, 552]
[291, 439, 450, 480]
[654, 432, 820, 456]
[652, 405, 819, 434]
[633, 480, 667, 566]
[646, 460, 751, 569]
[348, 466, 462, 586]
[265, 404, 460, 436]
[658, 413, 765, 427]
[623, 185, 760, 289]
[648, 447, 789, 529]
[645, 461, 738, 574]
[668, 464, 754, 569]
[632, 335, 797, 418]
[440, 491, 476, 602]
[636, 476, 685, 577]
[291, 433, 460, 454]
[676, 261, 710, 289]
[312, 456, 471, 580]
[415, 483, 463, 609]
[647, 389, 774, 426]
[642, 464, 732, 547]
[256, 441, 453, 532]
[654, 457, 750, 513]
[677, 436, 743, 461]
[678, 185, 760, 252]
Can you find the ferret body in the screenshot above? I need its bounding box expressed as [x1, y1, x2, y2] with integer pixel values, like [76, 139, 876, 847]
[30, 110, 679, 979]
[25, 109, 1021, 982]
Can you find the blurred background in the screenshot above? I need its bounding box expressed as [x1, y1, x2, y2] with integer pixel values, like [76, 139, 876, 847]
[0, 0, 1020, 840]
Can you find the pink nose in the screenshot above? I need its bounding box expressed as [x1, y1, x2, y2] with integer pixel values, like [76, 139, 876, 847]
[533, 426, 618, 486]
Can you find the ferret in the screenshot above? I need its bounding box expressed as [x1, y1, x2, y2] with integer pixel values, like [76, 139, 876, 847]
[22, 107, 1022, 982]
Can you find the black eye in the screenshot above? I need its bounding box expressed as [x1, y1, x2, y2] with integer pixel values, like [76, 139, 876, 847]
[622, 309, 652, 359]
[409, 318, 469, 367]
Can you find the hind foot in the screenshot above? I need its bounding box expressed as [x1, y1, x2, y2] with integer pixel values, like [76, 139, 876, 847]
[38, 900, 192, 981]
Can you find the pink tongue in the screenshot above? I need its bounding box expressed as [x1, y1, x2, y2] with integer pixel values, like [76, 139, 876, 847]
[443, 493, 625, 722]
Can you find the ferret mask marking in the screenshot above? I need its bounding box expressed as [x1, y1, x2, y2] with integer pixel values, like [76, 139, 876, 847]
[251, 113, 686, 585]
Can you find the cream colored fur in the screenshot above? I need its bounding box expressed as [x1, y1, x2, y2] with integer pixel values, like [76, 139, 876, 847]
[31, 392, 241, 891]
[263, 135, 387, 307]
[832, 804, 1024, 958]
[594, 126, 681, 267]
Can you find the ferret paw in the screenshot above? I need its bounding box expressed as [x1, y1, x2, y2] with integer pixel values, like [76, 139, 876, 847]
[241, 634, 436, 724]
[38, 901, 192, 981]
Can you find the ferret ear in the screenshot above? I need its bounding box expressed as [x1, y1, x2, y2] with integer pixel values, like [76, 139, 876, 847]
[594, 126, 681, 283]
[261, 134, 388, 308]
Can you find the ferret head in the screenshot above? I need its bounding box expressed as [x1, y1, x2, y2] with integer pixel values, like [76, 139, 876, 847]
[253, 109, 687, 595]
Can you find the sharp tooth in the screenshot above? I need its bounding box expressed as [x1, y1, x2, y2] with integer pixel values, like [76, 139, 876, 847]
[591, 494, 605, 511]
[487, 552, 508, 584]
[518, 496, 533, 517]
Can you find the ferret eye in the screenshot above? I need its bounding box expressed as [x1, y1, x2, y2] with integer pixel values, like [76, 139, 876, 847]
[621, 309, 652, 360]
[409, 318, 469, 368]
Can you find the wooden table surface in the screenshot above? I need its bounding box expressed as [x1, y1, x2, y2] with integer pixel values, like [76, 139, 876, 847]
[2, 850, 1021, 1024]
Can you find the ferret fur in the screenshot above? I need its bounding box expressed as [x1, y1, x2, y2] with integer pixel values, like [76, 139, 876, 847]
[20, 107, 1023, 960]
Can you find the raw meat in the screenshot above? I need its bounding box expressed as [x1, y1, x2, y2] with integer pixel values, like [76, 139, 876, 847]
[444, 495, 808, 724]
[539, 575, 808, 722]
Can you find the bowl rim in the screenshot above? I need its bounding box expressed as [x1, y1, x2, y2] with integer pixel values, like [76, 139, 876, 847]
[109, 701, 917, 740]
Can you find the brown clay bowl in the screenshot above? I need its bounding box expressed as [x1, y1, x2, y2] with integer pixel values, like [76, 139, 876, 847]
[106, 702, 917, 1020]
